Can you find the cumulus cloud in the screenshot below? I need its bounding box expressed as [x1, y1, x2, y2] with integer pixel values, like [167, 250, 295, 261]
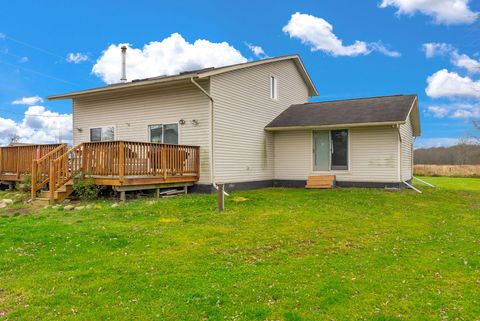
[12, 96, 44, 105]
[92, 33, 248, 84]
[246, 43, 267, 58]
[0, 106, 72, 146]
[379, 0, 479, 25]
[426, 69, 480, 99]
[282, 13, 400, 58]
[18, 56, 28, 63]
[66, 52, 88, 64]
[283, 13, 369, 56]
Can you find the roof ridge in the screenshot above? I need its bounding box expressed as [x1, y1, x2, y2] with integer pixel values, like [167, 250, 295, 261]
[301, 94, 417, 106]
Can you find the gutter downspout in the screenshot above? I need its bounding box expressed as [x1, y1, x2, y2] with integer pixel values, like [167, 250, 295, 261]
[190, 77, 228, 195]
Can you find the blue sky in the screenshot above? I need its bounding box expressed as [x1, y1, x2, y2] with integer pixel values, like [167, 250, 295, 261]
[1, 0, 479, 147]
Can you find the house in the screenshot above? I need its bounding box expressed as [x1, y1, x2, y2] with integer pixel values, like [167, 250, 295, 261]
[45, 54, 420, 194]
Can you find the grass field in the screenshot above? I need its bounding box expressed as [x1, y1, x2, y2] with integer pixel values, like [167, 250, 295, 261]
[0, 177, 479, 320]
[414, 164, 480, 178]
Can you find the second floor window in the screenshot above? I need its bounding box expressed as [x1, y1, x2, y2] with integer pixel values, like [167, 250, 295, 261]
[270, 76, 278, 100]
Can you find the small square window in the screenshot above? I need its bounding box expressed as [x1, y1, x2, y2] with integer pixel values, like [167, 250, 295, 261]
[149, 124, 179, 144]
[90, 127, 114, 142]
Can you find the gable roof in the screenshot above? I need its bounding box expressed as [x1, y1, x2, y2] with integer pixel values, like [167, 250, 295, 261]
[265, 94, 421, 136]
[47, 55, 318, 100]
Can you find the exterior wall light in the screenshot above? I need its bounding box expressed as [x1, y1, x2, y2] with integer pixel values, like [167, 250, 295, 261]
[191, 119, 199, 126]
[178, 119, 186, 125]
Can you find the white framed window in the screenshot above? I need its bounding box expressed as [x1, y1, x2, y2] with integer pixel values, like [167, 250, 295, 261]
[270, 75, 278, 100]
[149, 123, 179, 144]
[90, 126, 114, 142]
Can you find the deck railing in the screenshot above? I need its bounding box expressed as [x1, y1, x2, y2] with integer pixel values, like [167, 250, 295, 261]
[49, 141, 200, 199]
[0, 144, 64, 179]
[31, 144, 68, 197]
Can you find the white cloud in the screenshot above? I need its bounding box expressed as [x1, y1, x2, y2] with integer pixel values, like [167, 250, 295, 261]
[380, 0, 479, 25]
[0, 32, 5, 39]
[414, 137, 460, 148]
[427, 105, 449, 118]
[426, 102, 480, 118]
[92, 33, 248, 84]
[19, 56, 28, 63]
[452, 107, 480, 118]
[426, 69, 480, 99]
[246, 43, 267, 58]
[422, 42, 454, 58]
[451, 52, 480, 74]
[12, 96, 44, 105]
[282, 13, 400, 58]
[0, 106, 72, 146]
[423, 43, 480, 73]
[283, 13, 369, 56]
[369, 42, 401, 58]
[66, 52, 88, 64]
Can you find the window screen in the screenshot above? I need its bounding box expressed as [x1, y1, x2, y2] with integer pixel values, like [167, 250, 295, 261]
[90, 127, 114, 142]
[149, 124, 178, 144]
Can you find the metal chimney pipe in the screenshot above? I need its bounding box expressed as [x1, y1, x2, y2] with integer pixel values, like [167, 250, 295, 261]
[120, 45, 127, 82]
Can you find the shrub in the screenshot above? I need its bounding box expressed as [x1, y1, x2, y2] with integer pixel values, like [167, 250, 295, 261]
[17, 173, 32, 193]
[73, 173, 102, 200]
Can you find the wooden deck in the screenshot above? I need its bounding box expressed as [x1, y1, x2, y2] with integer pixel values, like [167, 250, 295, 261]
[1, 141, 200, 202]
[0, 144, 64, 182]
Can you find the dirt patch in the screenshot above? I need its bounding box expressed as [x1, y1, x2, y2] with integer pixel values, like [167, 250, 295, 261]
[0, 207, 31, 217]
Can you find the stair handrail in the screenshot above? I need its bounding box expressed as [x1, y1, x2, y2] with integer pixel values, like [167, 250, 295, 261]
[49, 143, 84, 202]
[31, 143, 68, 198]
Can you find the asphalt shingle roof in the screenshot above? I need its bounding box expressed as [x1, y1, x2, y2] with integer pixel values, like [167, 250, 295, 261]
[266, 94, 417, 129]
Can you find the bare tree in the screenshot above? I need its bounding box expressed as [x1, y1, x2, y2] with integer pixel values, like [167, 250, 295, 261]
[8, 133, 21, 144]
[473, 120, 480, 145]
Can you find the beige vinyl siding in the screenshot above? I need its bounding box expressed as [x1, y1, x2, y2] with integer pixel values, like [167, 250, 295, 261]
[274, 126, 400, 182]
[400, 116, 414, 181]
[72, 81, 211, 184]
[210, 60, 310, 183]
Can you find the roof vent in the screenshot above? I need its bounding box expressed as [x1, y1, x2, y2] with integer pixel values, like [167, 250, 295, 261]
[120, 45, 127, 83]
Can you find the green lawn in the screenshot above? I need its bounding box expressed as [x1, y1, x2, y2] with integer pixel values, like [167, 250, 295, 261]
[0, 177, 479, 320]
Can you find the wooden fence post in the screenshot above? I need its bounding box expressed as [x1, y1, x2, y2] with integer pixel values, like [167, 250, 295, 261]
[49, 161, 56, 202]
[16, 147, 20, 179]
[0, 148, 3, 175]
[31, 160, 37, 199]
[119, 141, 125, 183]
[217, 183, 224, 212]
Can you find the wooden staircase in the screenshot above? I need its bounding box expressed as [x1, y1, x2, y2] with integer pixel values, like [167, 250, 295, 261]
[306, 175, 335, 189]
[31, 143, 74, 204]
[38, 179, 74, 203]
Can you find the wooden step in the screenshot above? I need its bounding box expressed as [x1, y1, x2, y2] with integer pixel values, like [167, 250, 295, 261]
[38, 179, 75, 203]
[306, 175, 335, 189]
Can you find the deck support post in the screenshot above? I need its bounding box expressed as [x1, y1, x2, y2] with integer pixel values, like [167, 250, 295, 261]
[120, 191, 126, 202]
[156, 188, 160, 198]
[217, 183, 224, 212]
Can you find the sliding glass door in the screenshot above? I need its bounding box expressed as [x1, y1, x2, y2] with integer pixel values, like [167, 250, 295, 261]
[331, 130, 348, 170]
[313, 131, 330, 171]
[313, 129, 348, 171]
